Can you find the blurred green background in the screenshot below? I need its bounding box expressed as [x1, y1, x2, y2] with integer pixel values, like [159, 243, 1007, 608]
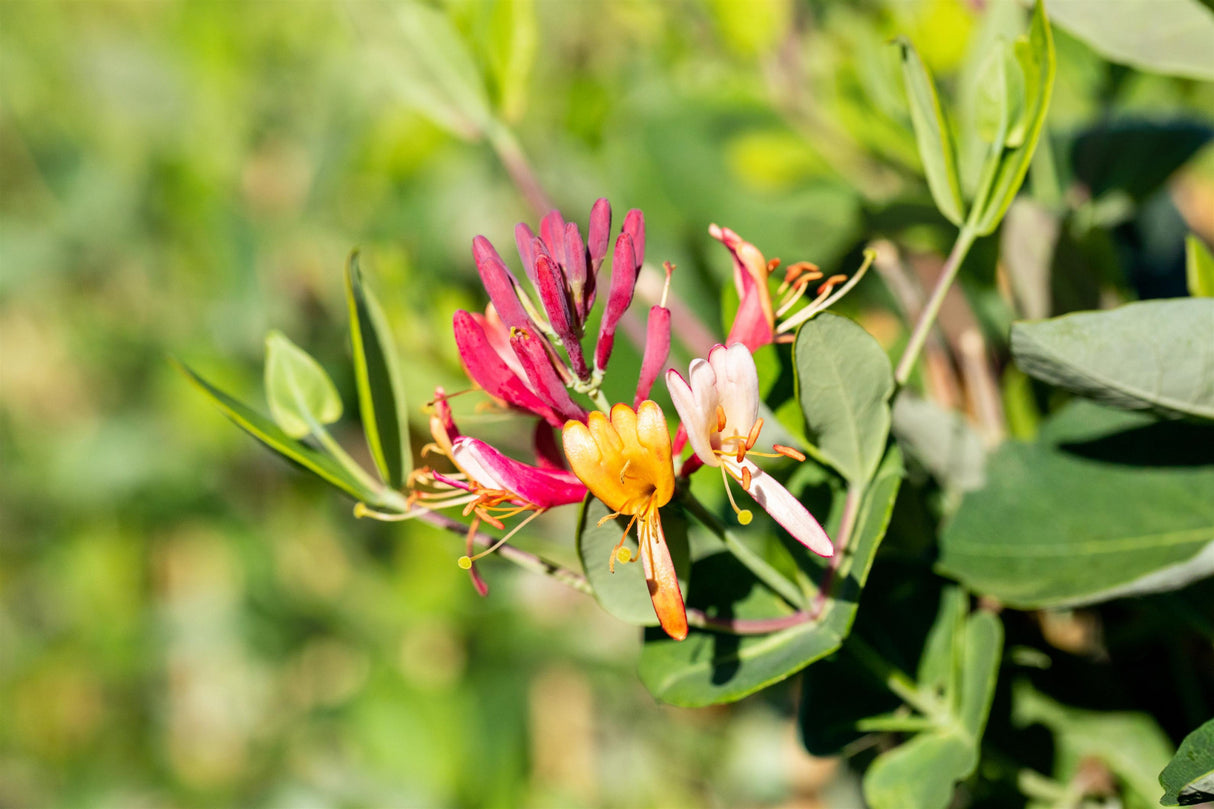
[2, 1, 1211, 806]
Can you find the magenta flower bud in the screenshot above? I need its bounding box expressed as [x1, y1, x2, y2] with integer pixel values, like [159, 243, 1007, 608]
[473, 235, 531, 331]
[510, 326, 588, 424]
[539, 210, 566, 264]
[623, 208, 645, 268]
[452, 310, 560, 426]
[563, 221, 588, 315]
[594, 231, 638, 372]
[535, 253, 589, 378]
[514, 223, 540, 290]
[634, 304, 671, 408]
[587, 198, 612, 273]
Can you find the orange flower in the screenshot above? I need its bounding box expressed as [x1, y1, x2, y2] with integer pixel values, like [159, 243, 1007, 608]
[562, 402, 687, 641]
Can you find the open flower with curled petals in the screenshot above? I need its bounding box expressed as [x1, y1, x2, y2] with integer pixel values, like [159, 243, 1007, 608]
[361, 389, 586, 594]
[666, 343, 834, 558]
[561, 402, 687, 641]
[711, 224, 861, 351]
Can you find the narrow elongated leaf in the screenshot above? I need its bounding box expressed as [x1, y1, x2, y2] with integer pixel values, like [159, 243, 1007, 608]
[346, 254, 411, 488]
[1045, 0, 1214, 81]
[577, 496, 691, 627]
[794, 313, 895, 486]
[938, 401, 1214, 609]
[638, 446, 902, 706]
[485, 0, 536, 123]
[264, 331, 343, 439]
[1011, 298, 1214, 422]
[1188, 235, 1214, 299]
[175, 361, 379, 503]
[1160, 717, 1214, 806]
[973, 0, 1055, 235]
[897, 38, 965, 226]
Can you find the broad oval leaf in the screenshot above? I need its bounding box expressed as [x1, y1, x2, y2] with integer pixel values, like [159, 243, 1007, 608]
[897, 38, 966, 226]
[1011, 298, 1214, 422]
[346, 254, 411, 488]
[265, 331, 343, 439]
[637, 446, 902, 706]
[1160, 716, 1214, 806]
[577, 495, 691, 627]
[176, 360, 383, 505]
[973, 0, 1055, 236]
[794, 313, 895, 486]
[938, 401, 1214, 609]
[1046, 0, 1214, 82]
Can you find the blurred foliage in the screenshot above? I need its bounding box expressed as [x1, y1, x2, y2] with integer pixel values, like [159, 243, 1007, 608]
[2, 0, 1213, 806]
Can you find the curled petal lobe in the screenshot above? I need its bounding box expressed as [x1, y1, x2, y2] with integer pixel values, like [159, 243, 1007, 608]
[639, 516, 688, 641]
[450, 436, 586, 508]
[711, 224, 775, 351]
[734, 458, 833, 557]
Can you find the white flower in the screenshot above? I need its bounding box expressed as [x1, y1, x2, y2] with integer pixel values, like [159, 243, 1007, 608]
[666, 343, 834, 557]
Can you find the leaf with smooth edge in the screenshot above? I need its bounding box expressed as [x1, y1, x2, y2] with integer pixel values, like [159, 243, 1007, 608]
[1014, 683, 1174, 807]
[1011, 298, 1214, 422]
[863, 601, 1002, 809]
[638, 446, 902, 707]
[892, 395, 987, 493]
[175, 361, 379, 504]
[794, 313, 895, 486]
[973, 0, 1055, 235]
[1160, 716, 1214, 806]
[346, 254, 411, 488]
[897, 38, 965, 226]
[1045, 0, 1214, 81]
[938, 401, 1214, 609]
[264, 331, 343, 439]
[577, 495, 691, 627]
[1189, 235, 1214, 299]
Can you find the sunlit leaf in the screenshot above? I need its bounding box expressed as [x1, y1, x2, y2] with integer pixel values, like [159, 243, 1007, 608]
[1188, 235, 1214, 299]
[176, 360, 378, 503]
[794, 313, 895, 486]
[637, 446, 902, 706]
[1011, 298, 1214, 421]
[264, 331, 343, 439]
[346, 253, 411, 488]
[897, 37, 966, 226]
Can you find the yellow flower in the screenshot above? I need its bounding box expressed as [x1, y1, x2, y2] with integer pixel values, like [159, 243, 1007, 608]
[562, 401, 687, 641]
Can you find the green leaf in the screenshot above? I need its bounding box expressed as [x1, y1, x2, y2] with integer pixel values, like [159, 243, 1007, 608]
[863, 598, 1003, 809]
[892, 395, 987, 494]
[1072, 120, 1212, 204]
[938, 401, 1214, 609]
[1014, 683, 1174, 807]
[264, 331, 343, 439]
[1011, 298, 1214, 422]
[637, 446, 902, 706]
[175, 360, 379, 504]
[576, 496, 691, 627]
[972, 0, 1055, 236]
[793, 313, 895, 486]
[1160, 716, 1214, 806]
[897, 38, 966, 226]
[1045, 0, 1214, 81]
[346, 253, 411, 488]
[972, 40, 1024, 148]
[1188, 235, 1214, 299]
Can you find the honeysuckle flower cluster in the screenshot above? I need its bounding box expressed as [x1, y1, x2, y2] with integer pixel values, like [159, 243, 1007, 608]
[387, 200, 862, 639]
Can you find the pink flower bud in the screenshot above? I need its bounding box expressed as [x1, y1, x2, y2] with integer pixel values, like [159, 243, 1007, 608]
[535, 253, 589, 378]
[623, 209, 645, 268]
[594, 232, 638, 372]
[472, 235, 531, 332]
[634, 305, 671, 408]
[452, 310, 559, 426]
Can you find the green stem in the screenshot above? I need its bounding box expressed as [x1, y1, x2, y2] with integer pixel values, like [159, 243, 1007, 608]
[892, 224, 978, 387]
[417, 509, 593, 596]
[844, 634, 940, 719]
[809, 482, 863, 619]
[311, 422, 396, 505]
[680, 489, 806, 610]
[486, 122, 553, 219]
